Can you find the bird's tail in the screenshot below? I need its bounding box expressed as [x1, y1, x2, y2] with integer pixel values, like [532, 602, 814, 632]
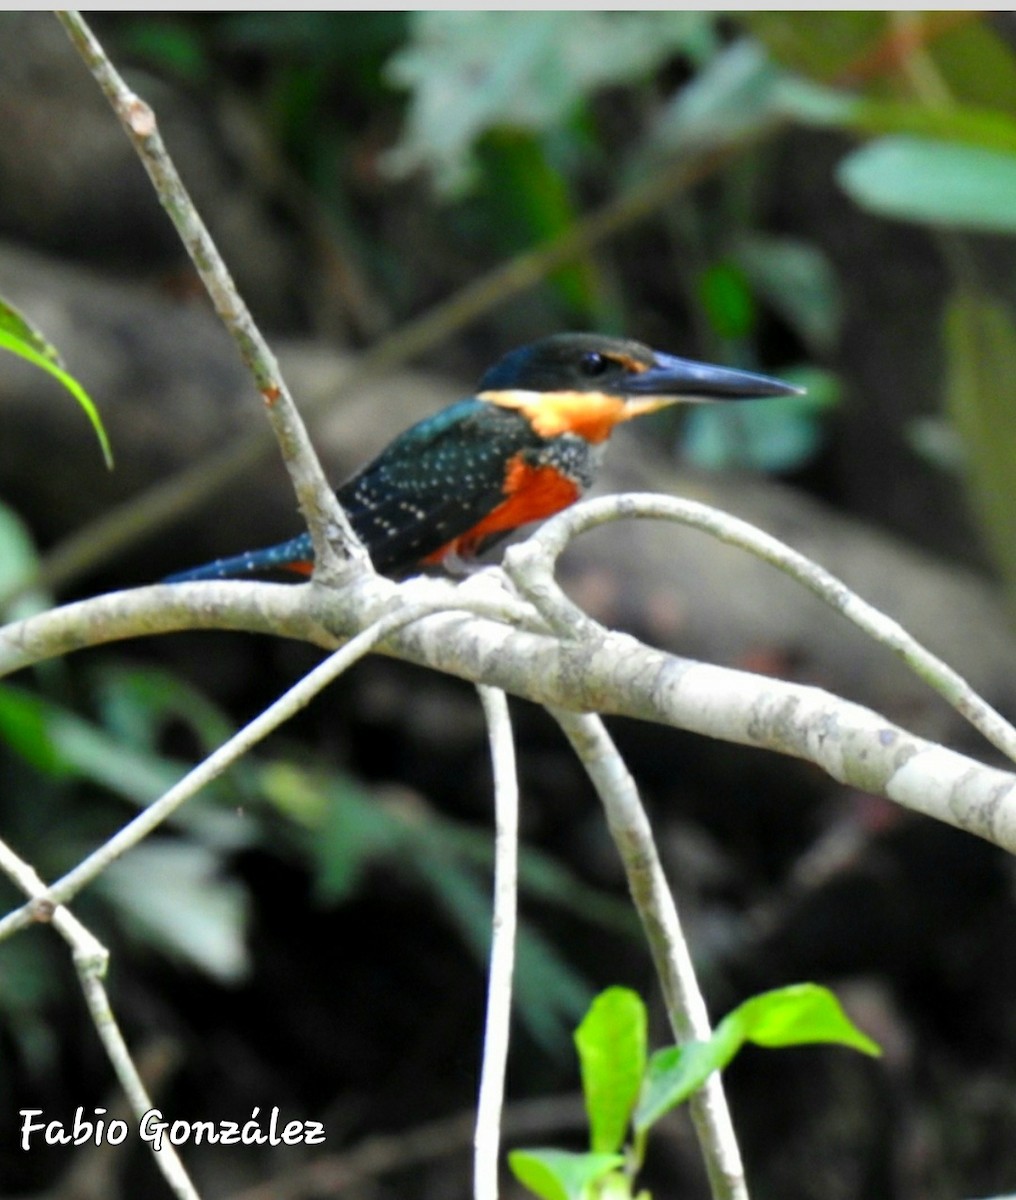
[164, 533, 314, 583]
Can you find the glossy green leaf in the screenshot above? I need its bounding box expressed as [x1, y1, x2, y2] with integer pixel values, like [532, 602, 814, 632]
[837, 137, 1016, 232]
[0, 300, 112, 468]
[575, 987, 647, 1154]
[634, 1035, 738, 1133]
[634, 984, 879, 1133]
[509, 1149, 625, 1200]
[943, 290, 1016, 605]
[727, 983, 881, 1055]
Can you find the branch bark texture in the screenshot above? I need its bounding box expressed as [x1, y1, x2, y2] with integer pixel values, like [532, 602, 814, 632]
[4, 568, 1016, 855]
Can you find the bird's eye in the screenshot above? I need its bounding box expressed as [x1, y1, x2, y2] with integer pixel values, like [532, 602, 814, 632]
[579, 352, 610, 377]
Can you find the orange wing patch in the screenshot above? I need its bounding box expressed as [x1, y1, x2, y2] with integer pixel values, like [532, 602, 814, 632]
[425, 455, 581, 564]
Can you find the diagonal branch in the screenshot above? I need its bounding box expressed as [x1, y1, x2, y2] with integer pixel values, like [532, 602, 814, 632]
[0, 837, 200, 1200]
[554, 710, 748, 1200]
[56, 9, 368, 584]
[0, 590, 521, 942]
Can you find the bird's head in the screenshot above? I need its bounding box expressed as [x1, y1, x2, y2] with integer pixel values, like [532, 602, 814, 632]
[477, 332, 803, 442]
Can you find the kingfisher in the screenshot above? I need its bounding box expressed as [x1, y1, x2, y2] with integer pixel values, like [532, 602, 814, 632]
[165, 333, 800, 582]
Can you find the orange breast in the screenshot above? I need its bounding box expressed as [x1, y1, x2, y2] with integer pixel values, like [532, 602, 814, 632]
[426, 456, 581, 564]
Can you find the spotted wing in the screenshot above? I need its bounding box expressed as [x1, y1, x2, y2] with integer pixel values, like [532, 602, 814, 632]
[338, 399, 540, 574]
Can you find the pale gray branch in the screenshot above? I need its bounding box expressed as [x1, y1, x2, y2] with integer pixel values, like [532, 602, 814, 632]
[3, 570, 1016, 855]
[554, 710, 748, 1200]
[475, 686, 519, 1200]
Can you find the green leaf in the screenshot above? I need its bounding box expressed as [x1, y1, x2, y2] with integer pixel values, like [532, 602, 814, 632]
[257, 762, 617, 1044]
[0, 686, 76, 779]
[0, 502, 50, 621]
[44, 704, 187, 805]
[0, 681, 231, 815]
[724, 983, 882, 1056]
[927, 18, 1016, 113]
[111, 19, 210, 84]
[634, 1032, 740, 1133]
[697, 261, 757, 341]
[634, 984, 879, 1133]
[837, 136, 1016, 233]
[98, 840, 250, 983]
[943, 290, 1016, 605]
[315, 776, 409, 900]
[733, 235, 843, 353]
[740, 13, 1016, 121]
[0, 295, 65, 362]
[0, 299, 113, 468]
[93, 664, 237, 756]
[575, 987, 647, 1154]
[385, 11, 713, 195]
[647, 40, 787, 157]
[509, 1149, 626, 1200]
[734, 12, 886, 81]
[476, 131, 606, 320]
[849, 99, 1016, 157]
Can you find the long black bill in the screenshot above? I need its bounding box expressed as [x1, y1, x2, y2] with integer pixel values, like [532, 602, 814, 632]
[620, 352, 804, 401]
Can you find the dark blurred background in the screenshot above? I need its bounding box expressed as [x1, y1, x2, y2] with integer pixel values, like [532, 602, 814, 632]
[3, 12, 1016, 1199]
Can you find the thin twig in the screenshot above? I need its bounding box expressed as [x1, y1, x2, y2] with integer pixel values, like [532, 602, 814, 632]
[475, 686, 520, 1200]
[552, 711, 748, 1200]
[0, 592, 506, 942]
[0, 839, 200, 1200]
[55, 10, 368, 584]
